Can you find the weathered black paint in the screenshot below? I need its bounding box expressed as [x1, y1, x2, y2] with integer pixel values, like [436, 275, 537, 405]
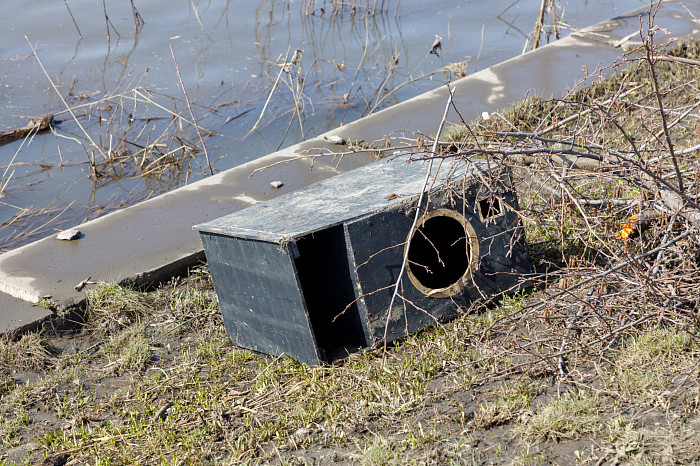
[199, 233, 323, 364]
[196, 155, 530, 364]
[344, 171, 529, 347]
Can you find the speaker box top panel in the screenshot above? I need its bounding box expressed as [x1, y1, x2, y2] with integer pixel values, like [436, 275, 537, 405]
[195, 154, 488, 242]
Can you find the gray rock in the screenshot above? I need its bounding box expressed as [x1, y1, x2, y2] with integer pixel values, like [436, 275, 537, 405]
[294, 427, 312, 438]
[324, 134, 346, 145]
[56, 229, 81, 241]
[270, 181, 284, 189]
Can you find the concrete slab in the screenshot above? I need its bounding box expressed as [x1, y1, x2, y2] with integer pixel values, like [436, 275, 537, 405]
[0, 291, 52, 334]
[1, 0, 699, 333]
[575, 0, 700, 49]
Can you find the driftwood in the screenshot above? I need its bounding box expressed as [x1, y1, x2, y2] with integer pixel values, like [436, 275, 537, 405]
[0, 114, 54, 146]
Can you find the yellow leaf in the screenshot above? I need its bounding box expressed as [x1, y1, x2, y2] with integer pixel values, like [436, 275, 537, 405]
[615, 225, 635, 239]
[615, 215, 638, 239]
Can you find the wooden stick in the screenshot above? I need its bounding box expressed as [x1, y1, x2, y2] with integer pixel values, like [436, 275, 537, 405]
[246, 47, 291, 138]
[169, 45, 213, 176]
[381, 84, 454, 367]
[0, 114, 54, 146]
[63, 0, 83, 39]
[645, 30, 685, 194]
[25, 36, 107, 160]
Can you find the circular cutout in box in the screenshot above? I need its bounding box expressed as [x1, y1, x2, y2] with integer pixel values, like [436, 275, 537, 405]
[405, 209, 479, 298]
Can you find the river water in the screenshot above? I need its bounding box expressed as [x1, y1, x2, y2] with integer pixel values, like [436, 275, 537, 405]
[0, 0, 645, 251]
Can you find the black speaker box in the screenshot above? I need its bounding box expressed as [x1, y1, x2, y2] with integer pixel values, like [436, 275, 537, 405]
[196, 155, 530, 365]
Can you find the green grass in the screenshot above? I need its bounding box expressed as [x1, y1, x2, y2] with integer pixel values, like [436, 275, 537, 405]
[0, 267, 697, 464]
[10, 278, 510, 462]
[469, 380, 537, 431]
[607, 328, 700, 403]
[101, 323, 153, 374]
[513, 390, 603, 444]
[604, 417, 699, 465]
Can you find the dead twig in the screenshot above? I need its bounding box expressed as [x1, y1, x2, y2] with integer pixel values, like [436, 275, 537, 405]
[0, 115, 54, 146]
[25, 36, 107, 160]
[381, 84, 454, 367]
[169, 45, 213, 176]
[63, 0, 83, 39]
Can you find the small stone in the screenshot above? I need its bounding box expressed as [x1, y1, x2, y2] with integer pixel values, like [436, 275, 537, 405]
[324, 134, 346, 145]
[270, 181, 283, 189]
[56, 229, 81, 241]
[481, 111, 490, 120]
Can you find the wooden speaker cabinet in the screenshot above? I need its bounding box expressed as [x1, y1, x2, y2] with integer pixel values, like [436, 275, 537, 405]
[196, 155, 530, 365]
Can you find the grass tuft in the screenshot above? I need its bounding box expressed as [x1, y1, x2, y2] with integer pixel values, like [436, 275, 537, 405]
[514, 390, 602, 444]
[0, 333, 54, 372]
[87, 282, 154, 333]
[102, 323, 153, 374]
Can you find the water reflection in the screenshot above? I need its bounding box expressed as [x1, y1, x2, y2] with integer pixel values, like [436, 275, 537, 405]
[0, 0, 646, 251]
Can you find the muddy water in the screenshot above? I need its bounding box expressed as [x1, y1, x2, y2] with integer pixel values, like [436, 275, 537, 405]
[0, 0, 644, 251]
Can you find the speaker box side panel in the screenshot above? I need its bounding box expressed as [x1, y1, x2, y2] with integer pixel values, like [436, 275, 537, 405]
[200, 232, 322, 365]
[461, 177, 532, 298]
[344, 208, 464, 346]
